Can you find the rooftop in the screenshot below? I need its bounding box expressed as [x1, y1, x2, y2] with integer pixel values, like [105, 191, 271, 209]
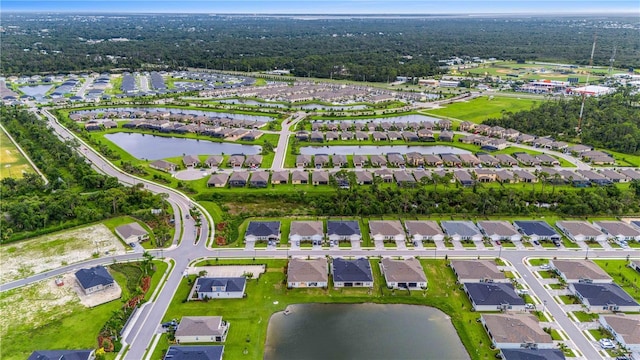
[28, 350, 94, 360]
[441, 221, 482, 237]
[482, 313, 552, 345]
[601, 315, 640, 345]
[380, 258, 427, 283]
[551, 260, 612, 282]
[175, 316, 225, 337]
[246, 221, 280, 237]
[288, 258, 328, 283]
[572, 283, 639, 306]
[164, 345, 224, 360]
[500, 348, 566, 360]
[75, 266, 114, 289]
[556, 221, 605, 237]
[450, 260, 506, 281]
[332, 258, 373, 283]
[513, 221, 559, 237]
[369, 220, 404, 236]
[404, 220, 443, 237]
[195, 277, 246, 294]
[477, 221, 519, 237]
[327, 220, 361, 236]
[115, 222, 148, 240]
[290, 221, 324, 237]
[594, 221, 640, 237]
[464, 282, 525, 306]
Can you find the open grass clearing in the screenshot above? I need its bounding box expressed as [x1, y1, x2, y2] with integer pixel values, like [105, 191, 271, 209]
[424, 96, 540, 124]
[0, 128, 36, 180]
[594, 260, 640, 302]
[0, 223, 126, 283]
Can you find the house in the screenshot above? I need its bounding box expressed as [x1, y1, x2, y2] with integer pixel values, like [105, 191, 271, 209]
[500, 349, 565, 360]
[191, 277, 246, 300]
[312, 171, 329, 185]
[291, 170, 309, 185]
[481, 314, 553, 349]
[556, 221, 607, 242]
[327, 220, 362, 243]
[387, 131, 401, 141]
[354, 171, 373, 185]
[417, 129, 435, 141]
[423, 154, 443, 167]
[370, 155, 387, 167]
[474, 169, 497, 183]
[620, 168, 640, 181]
[325, 131, 339, 141]
[270, 170, 289, 185]
[372, 131, 388, 141]
[599, 315, 640, 352]
[404, 221, 444, 242]
[314, 154, 330, 168]
[593, 221, 640, 241]
[387, 153, 406, 167]
[369, 220, 406, 242]
[477, 154, 499, 167]
[495, 154, 519, 167]
[477, 221, 522, 242]
[115, 222, 149, 243]
[244, 221, 280, 243]
[405, 152, 424, 167]
[289, 221, 324, 244]
[332, 258, 374, 288]
[245, 155, 263, 169]
[332, 154, 347, 167]
[495, 170, 516, 184]
[75, 266, 115, 295]
[28, 350, 95, 360]
[249, 171, 269, 188]
[340, 131, 354, 140]
[402, 131, 419, 142]
[600, 169, 628, 183]
[183, 155, 200, 168]
[450, 260, 508, 283]
[149, 159, 177, 172]
[228, 155, 245, 168]
[379, 257, 427, 290]
[310, 131, 324, 142]
[355, 131, 369, 141]
[164, 346, 224, 360]
[441, 153, 462, 167]
[459, 153, 481, 167]
[175, 316, 229, 343]
[205, 155, 224, 168]
[536, 154, 560, 166]
[295, 131, 310, 141]
[513, 221, 560, 242]
[228, 171, 249, 187]
[513, 153, 540, 166]
[459, 121, 475, 132]
[512, 170, 538, 183]
[440, 221, 483, 242]
[630, 259, 640, 272]
[352, 155, 368, 167]
[439, 131, 454, 142]
[287, 258, 328, 288]
[296, 155, 312, 168]
[550, 259, 612, 283]
[570, 283, 640, 312]
[438, 119, 452, 130]
[394, 170, 415, 187]
[463, 282, 526, 311]
[207, 173, 229, 188]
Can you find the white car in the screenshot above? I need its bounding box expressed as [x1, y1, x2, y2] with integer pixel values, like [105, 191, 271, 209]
[599, 338, 615, 349]
[540, 264, 550, 270]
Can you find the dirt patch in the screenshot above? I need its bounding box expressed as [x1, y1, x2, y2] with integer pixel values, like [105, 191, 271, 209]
[0, 224, 126, 283]
[66, 272, 122, 308]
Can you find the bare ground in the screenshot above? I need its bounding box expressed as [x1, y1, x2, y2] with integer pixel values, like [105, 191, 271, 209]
[0, 224, 126, 283]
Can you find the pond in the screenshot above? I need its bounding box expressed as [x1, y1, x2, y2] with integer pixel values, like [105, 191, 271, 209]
[75, 107, 273, 122]
[104, 132, 261, 160]
[19, 85, 53, 97]
[299, 145, 471, 156]
[264, 303, 469, 360]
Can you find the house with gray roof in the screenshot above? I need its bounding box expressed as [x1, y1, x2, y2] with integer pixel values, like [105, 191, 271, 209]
[245, 221, 280, 243]
[404, 221, 444, 242]
[183, 155, 200, 167]
[441, 221, 483, 242]
[296, 154, 312, 168]
[205, 155, 224, 168]
[570, 283, 640, 312]
[450, 260, 508, 283]
[28, 350, 95, 360]
[115, 222, 149, 243]
[550, 259, 612, 283]
[369, 220, 406, 242]
[463, 282, 525, 311]
[314, 154, 330, 168]
[354, 171, 373, 185]
[500, 349, 565, 360]
[556, 221, 607, 242]
[311, 171, 329, 185]
[332, 258, 374, 288]
[175, 316, 229, 343]
[149, 159, 177, 172]
[287, 258, 328, 288]
[394, 170, 415, 186]
[270, 170, 289, 185]
[477, 221, 521, 242]
[289, 221, 324, 244]
[245, 155, 263, 168]
[228, 154, 245, 168]
[481, 314, 553, 349]
[163, 346, 224, 360]
[352, 155, 368, 167]
[593, 221, 640, 241]
[599, 315, 640, 352]
[327, 221, 362, 243]
[249, 171, 269, 188]
[495, 154, 519, 166]
[387, 153, 406, 167]
[228, 171, 249, 187]
[75, 266, 115, 295]
[370, 154, 387, 167]
[191, 277, 246, 300]
[380, 257, 427, 290]
[207, 173, 229, 188]
[291, 170, 309, 185]
[332, 154, 347, 167]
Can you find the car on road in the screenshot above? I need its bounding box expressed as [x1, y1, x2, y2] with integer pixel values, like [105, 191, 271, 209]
[495, 240, 501, 245]
[599, 338, 615, 349]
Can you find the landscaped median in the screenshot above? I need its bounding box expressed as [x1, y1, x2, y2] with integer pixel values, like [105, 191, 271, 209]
[150, 258, 497, 360]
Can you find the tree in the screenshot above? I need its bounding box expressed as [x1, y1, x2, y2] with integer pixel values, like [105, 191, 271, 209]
[141, 251, 154, 276]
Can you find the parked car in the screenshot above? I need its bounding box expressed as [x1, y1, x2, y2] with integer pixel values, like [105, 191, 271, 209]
[540, 264, 550, 270]
[533, 240, 540, 245]
[599, 338, 615, 349]
[162, 320, 177, 328]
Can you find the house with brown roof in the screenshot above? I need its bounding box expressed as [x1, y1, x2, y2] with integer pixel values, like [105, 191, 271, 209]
[438, 120, 452, 130]
[249, 172, 269, 188]
[439, 131, 454, 142]
[405, 152, 424, 167]
[175, 316, 229, 343]
[270, 171, 289, 185]
[314, 154, 330, 168]
[228, 155, 245, 168]
[450, 260, 508, 283]
[287, 258, 328, 288]
[207, 173, 229, 188]
[474, 169, 497, 183]
[404, 221, 444, 242]
[325, 131, 339, 141]
[291, 170, 309, 185]
[495, 154, 518, 167]
[372, 131, 388, 141]
[556, 221, 607, 242]
[245, 155, 263, 168]
[380, 257, 427, 290]
[387, 153, 406, 167]
[477, 221, 522, 242]
[312, 171, 329, 185]
[150, 159, 177, 172]
[423, 154, 443, 167]
[481, 314, 554, 349]
[459, 153, 481, 167]
[205, 155, 224, 168]
[550, 259, 612, 283]
[599, 315, 640, 352]
[289, 221, 324, 244]
[229, 171, 249, 187]
[355, 131, 369, 141]
[370, 155, 387, 167]
[354, 171, 373, 185]
[369, 220, 406, 242]
[417, 129, 435, 141]
[296, 155, 312, 168]
[459, 121, 475, 132]
[352, 155, 368, 167]
[332, 154, 347, 167]
[477, 154, 499, 166]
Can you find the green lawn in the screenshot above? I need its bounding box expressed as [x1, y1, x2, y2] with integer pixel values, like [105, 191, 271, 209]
[424, 96, 540, 123]
[0, 129, 37, 180]
[548, 283, 566, 290]
[102, 215, 156, 249]
[594, 260, 640, 302]
[572, 311, 600, 322]
[558, 295, 581, 305]
[154, 258, 496, 360]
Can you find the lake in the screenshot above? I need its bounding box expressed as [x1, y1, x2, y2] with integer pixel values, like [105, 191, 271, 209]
[300, 145, 471, 156]
[264, 303, 469, 360]
[19, 85, 53, 97]
[104, 132, 261, 160]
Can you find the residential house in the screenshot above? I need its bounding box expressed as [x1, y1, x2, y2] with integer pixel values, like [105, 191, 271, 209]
[291, 170, 309, 185]
[312, 171, 329, 185]
[450, 260, 508, 283]
[207, 173, 229, 188]
[477, 221, 522, 242]
[296, 155, 312, 168]
[513, 153, 540, 167]
[463, 282, 526, 311]
[369, 220, 406, 242]
[191, 277, 246, 300]
[372, 131, 388, 141]
[404, 220, 444, 242]
[453, 170, 475, 187]
[332, 154, 347, 167]
[380, 257, 427, 290]
[75, 266, 115, 295]
[228, 155, 245, 168]
[370, 155, 387, 167]
[556, 221, 607, 243]
[600, 169, 628, 183]
[441, 221, 483, 242]
[354, 171, 373, 185]
[355, 131, 369, 141]
[417, 129, 435, 141]
[500, 349, 565, 360]
[387, 131, 401, 141]
[314, 154, 330, 168]
[459, 153, 481, 167]
[244, 221, 280, 243]
[393, 170, 416, 187]
[149, 159, 177, 172]
[439, 130, 454, 142]
[340, 131, 354, 140]
[593, 221, 640, 241]
[245, 155, 263, 169]
[405, 152, 424, 167]
[352, 155, 368, 167]
[441, 154, 462, 167]
[512, 170, 538, 183]
[495, 154, 519, 167]
[438, 119, 452, 130]
[599, 315, 640, 352]
[327, 220, 362, 243]
[423, 154, 443, 167]
[287, 258, 328, 288]
[477, 154, 499, 167]
[205, 155, 224, 168]
[459, 121, 475, 132]
[249, 171, 269, 188]
[289, 221, 324, 245]
[325, 131, 339, 141]
[515, 134, 536, 144]
[570, 283, 640, 312]
[513, 221, 561, 242]
[228, 172, 249, 187]
[310, 131, 324, 142]
[550, 259, 612, 283]
[175, 316, 229, 343]
[402, 131, 419, 142]
[495, 170, 516, 184]
[481, 314, 553, 349]
[536, 154, 560, 166]
[270, 171, 289, 185]
[115, 222, 149, 243]
[474, 169, 497, 183]
[332, 258, 374, 288]
[28, 350, 95, 360]
[163, 346, 224, 360]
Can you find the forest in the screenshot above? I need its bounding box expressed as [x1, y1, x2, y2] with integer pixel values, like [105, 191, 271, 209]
[484, 88, 640, 154]
[0, 107, 167, 243]
[1, 14, 638, 80]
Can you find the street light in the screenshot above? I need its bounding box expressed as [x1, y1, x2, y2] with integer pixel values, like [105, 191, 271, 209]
[585, 246, 590, 260]
[498, 245, 503, 259]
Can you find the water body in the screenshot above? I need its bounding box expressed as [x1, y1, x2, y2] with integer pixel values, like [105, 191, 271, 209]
[264, 303, 469, 360]
[19, 85, 53, 97]
[300, 145, 471, 156]
[75, 107, 273, 122]
[104, 132, 261, 160]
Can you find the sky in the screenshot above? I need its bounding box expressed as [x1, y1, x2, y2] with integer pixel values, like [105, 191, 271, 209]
[1, 0, 639, 14]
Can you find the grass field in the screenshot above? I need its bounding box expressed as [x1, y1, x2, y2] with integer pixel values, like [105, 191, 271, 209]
[0, 129, 36, 180]
[152, 258, 496, 360]
[454, 61, 610, 84]
[424, 96, 540, 123]
[594, 260, 640, 302]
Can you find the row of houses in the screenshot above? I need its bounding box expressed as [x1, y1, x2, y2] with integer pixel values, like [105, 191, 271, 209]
[296, 129, 454, 143]
[118, 120, 265, 141]
[308, 119, 452, 132]
[71, 110, 268, 129]
[149, 154, 264, 173]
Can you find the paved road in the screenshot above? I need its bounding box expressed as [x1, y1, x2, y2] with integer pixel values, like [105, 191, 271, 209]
[272, 111, 306, 170]
[76, 76, 94, 99]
